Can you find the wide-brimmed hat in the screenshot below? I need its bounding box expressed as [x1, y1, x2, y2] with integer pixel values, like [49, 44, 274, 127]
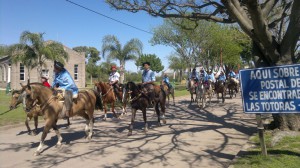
[54, 60, 64, 69]
[142, 62, 150, 66]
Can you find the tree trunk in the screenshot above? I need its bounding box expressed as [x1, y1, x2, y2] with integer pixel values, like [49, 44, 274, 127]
[119, 61, 125, 84]
[252, 41, 300, 131]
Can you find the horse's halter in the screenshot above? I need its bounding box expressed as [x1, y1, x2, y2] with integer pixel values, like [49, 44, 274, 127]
[23, 87, 38, 112]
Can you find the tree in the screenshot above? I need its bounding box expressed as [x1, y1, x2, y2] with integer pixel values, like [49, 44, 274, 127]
[73, 46, 101, 84]
[0, 45, 9, 56]
[135, 54, 164, 73]
[168, 53, 188, 82]
[106, 1, 300, 130]
[101, 35, 143, 83]
[9, 31, 68, 80]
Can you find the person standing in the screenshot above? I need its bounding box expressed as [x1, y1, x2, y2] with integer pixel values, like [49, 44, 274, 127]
[52, 60, 78, 118]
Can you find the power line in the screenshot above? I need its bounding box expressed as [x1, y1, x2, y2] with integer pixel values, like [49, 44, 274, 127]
[65, 0, 153, 35]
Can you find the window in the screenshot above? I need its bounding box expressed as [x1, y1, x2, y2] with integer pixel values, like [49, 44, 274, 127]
[20, 63, 25, 81]
[42, 69, 49, 78]
[74, 64, 78, 81]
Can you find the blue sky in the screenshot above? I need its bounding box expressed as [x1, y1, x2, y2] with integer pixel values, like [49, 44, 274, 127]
[0, 0, 173, 72]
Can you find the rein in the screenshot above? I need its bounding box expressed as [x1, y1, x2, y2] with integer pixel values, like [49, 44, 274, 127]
[100, 86, 113, 97]
[39, 95, 56, 112]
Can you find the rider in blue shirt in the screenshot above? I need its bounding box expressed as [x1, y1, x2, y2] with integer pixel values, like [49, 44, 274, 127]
[162, 73, 172, 91]
[52, 60, 78, 118]
[218, 71, 226, 85]
[142, 62, 156, 106]
[189, 68, 200, 82]
[228, 69, 236, 78]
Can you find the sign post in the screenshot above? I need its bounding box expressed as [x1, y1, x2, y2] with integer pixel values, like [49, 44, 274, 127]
[240, 64, 300, 156]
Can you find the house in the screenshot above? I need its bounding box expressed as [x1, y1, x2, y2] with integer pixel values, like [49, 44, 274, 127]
[0, 45, 86, 90]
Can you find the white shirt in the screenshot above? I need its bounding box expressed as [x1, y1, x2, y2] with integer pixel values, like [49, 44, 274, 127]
[109, 71, 120, 83]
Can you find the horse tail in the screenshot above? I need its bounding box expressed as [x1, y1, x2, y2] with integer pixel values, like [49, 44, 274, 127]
[92, 89, 103, 110]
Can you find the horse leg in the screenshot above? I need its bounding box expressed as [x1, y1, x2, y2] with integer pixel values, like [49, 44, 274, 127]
[128, 108, 137, 136]
[87, 112, 94, 141]
[222, 92, 225, 103]
[155, 103, 161, 127]
[142, 108, 148, 133]
[33, 115, 38, 135]
[34, 120, 53, 156]
[66, 117, 71, 127]
[172, 91, 175, 106]
[103, 104, 107, 121]
[111, 102, 119, 119]
[160, 99, 167, 124]
[167, 94, 170, 108]
[25, 116, 31, 135]
[52, 123, 63, 147]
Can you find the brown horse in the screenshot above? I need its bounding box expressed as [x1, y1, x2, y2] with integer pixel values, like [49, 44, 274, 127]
[9, 89, 71, 135]
[123, 82, 166, 136]
[188, 79, 197, 104]
[227, 78, 239, 98]
[161, 82, 175, 107]
[22, 82, 101, 156]
[94, 81, 127, 120]
[215, 80, 226, 103]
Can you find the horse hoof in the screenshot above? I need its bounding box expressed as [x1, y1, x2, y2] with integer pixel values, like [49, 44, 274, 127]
[127, 132, 132, 136]
[33, 151, 41, 156]
[55, 143, 62, 148]
[102, 118, 107, 121]
[163, 120, 166, 124]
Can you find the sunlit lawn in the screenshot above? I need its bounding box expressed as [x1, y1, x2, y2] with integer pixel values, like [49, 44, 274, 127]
[233, 131, 300, 168]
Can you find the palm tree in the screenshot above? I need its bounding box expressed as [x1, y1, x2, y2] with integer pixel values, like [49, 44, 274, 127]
[9, 31, 68, 80]
[101, 35, 143, 83]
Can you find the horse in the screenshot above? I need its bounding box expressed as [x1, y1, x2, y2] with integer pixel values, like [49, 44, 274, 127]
[161, 82, 175, 107]
[187, 78, 198, 104]
[227, 78, 239, 98]
[123, 82, 166, 136]
[22, 82, 101, 156]
[214, 80, 226, 103]
[94, 81, 127, 120]
[9, 89, 71, 135]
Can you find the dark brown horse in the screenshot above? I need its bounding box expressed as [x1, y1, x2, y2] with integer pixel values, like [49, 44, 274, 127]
[214, 80, 226, 103]
[94, 81, 127, 120]
[227, 78, 239, 98]
[123, 82, 166, 136]
[9, 89, 70, 135]
[161, 82, 175, 107]
[22, 83, 101, 156]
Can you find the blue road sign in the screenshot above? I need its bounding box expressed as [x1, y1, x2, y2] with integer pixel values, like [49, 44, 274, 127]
[240, 64, 300, 113]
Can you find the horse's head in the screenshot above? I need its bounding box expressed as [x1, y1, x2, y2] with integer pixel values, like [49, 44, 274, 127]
[9, 89, 24, 110]
[22, 83, 38, 112]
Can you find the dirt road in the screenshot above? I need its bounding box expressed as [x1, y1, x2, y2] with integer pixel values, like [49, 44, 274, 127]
[0, 95, 256, 168]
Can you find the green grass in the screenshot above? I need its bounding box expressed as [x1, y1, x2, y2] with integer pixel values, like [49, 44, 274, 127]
[233, 131, 300, 168]
[0, 90, 26, 126]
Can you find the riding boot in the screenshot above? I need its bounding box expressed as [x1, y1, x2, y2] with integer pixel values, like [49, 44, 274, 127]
[63, 90, 73, 119]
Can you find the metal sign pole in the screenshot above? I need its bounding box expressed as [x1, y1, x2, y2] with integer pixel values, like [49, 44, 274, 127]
[256, 114, 267, 156]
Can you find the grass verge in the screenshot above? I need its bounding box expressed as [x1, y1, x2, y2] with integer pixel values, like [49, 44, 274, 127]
[233, 131, 300, 168]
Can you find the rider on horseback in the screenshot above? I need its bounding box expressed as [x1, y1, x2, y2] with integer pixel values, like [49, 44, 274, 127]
[142, 62, 156, 107]
[52, 60, 78, 118]
[109, 65, 121, 100]
[162, 73, 172, 92]
[218, 71, 226, 85]
[228, 69, 236, 78]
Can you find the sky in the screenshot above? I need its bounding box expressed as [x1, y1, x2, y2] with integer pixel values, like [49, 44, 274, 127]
[0, 0, 174, 72]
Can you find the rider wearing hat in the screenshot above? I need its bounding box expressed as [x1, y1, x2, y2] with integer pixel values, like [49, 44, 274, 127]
[162, 73, 172, 92]
[41, 75, 51, 88]
[109, 65, 121, 100]
[52, 60, 78, 118]
[142, 62, 156, 106]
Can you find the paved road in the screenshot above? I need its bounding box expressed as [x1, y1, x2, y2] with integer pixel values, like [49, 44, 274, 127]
[0, 94, 256, 168]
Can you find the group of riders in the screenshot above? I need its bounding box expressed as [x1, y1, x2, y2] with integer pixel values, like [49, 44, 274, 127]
[39, 60, 172, 119]
[40, 60, 239, 119]
[186, 67, 240, 92]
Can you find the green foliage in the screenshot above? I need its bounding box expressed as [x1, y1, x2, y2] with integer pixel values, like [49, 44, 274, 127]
[234, 132, 300, 168]
[73, 46, 100, 63]
[0, 45, 9, 56]
[124, 71, 142, 83]
[135, 54, 164, 73]
[9, 31, 68, 78]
